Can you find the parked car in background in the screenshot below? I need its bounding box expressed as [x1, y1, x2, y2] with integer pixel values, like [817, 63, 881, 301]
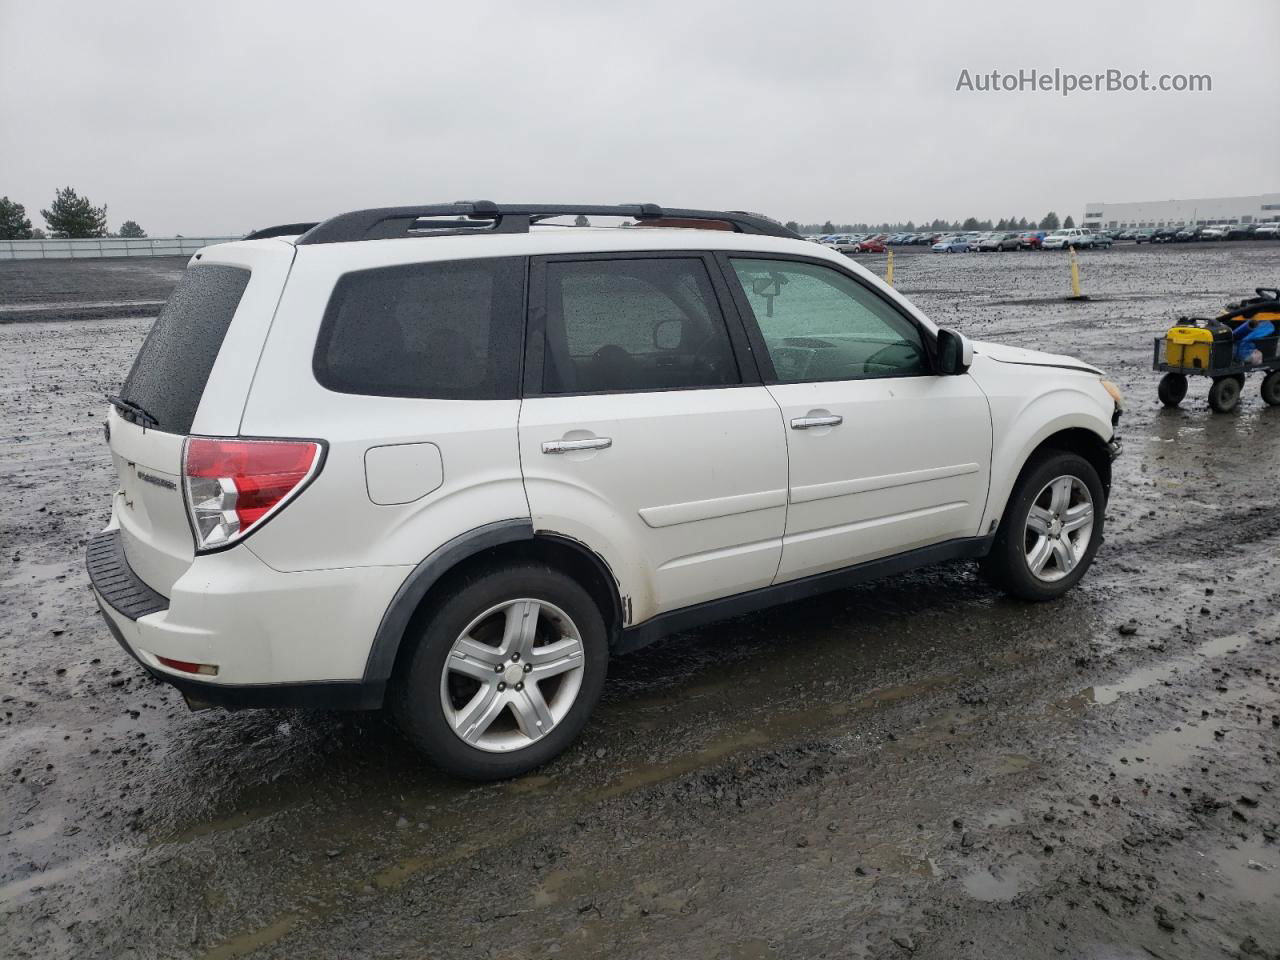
[1198, 226, 1228, 240]
[88, 200, 1124, 779]
[1133, 229, 1156, 244]
[1225, 224, 1256, 241]
[1150, 227, 1180, 244]
[1019, 230, 1047, 249]
[979, 232, 1021, 252]
[1174, 226, 1200, 242]
[854, 236, 888, 253]
[1087, 231, 1113, 249]
[932, 235, 971, 253]
[1255, 223, 1280, 239]
[1041, 228, 1090, 250]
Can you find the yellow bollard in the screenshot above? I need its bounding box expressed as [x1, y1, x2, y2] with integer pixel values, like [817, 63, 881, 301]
[1068, 245, 1083, 298]
[886, 248, 894, 287]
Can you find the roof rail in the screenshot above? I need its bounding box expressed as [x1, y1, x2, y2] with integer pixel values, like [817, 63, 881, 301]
[242, 222, 321, 240]
[294, 203, 799, 245]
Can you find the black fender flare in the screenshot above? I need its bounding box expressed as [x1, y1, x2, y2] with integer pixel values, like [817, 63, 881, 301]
[362, 519, 533, 684]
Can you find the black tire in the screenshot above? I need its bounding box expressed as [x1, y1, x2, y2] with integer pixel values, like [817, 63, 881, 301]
[1157, 372, 1188, 407]
[1208, 376, 1242, 413]
[1262, 370, 1280, 406]
[391, 563, 608, 781]
[980, 451, 1105, 602]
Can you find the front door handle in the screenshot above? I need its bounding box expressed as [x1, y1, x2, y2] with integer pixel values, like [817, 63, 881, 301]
[790, 415, 843, 430]
[542, 437, 613, 454]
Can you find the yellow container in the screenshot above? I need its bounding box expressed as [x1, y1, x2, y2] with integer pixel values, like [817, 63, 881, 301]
[1165, 326, 1213, 368]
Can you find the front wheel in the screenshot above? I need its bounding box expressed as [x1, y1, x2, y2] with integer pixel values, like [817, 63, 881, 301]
[1158, 372, 1188, 407]
[1261, 370, 1280, 406]
[980, 451, 1104, 601]
[391, 563, 608, 780]
[1208, 375, 1242, 413]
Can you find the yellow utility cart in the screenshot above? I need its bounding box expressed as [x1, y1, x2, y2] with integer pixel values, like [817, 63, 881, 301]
[1154, 287, 1280, 413]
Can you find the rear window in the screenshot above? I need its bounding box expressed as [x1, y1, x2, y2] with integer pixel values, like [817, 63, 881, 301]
[313, 257, 524, 400]
[120, 263, 251, 435]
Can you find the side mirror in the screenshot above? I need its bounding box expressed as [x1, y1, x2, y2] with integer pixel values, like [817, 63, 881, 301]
[936, 327, 973, 375]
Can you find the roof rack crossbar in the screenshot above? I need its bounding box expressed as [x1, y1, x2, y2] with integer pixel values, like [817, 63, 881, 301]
[295, 203, 797, 245]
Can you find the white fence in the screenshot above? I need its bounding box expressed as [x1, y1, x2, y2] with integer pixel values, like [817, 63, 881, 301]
[0, 237, 241, 260]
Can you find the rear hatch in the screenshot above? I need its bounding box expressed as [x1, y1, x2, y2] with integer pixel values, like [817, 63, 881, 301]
[106, 241, 295, 595]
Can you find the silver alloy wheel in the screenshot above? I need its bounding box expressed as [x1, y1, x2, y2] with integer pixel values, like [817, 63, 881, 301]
[439, 598, 585, 753]
[1023, 475, 1095, 583]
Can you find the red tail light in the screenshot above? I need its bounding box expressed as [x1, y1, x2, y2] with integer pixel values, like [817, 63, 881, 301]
[183, 438, 323, 552]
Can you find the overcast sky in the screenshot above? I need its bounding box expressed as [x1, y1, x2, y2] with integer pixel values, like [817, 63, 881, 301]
[2, 0, 1277, 235]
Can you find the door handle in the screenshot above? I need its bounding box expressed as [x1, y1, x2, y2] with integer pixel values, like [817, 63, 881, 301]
[542, 437, 613, 454]
[790, 415, 843, 430]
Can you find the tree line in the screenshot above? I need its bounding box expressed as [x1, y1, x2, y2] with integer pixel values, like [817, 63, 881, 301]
[0, 187, 146, 240]
[784, 212, 1073, 235]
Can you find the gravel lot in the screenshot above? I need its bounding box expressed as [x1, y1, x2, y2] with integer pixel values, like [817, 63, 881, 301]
[2, 243, 1278, 960]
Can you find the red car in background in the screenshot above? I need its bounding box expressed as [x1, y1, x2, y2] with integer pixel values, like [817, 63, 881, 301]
[1018, 230, 1047, 249]
[854, 235, 888, 253]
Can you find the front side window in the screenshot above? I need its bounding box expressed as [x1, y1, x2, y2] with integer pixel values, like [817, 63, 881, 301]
[729, 258, 929, 382]
[314, 257, 524, 399]
[540, 258, 740, 394]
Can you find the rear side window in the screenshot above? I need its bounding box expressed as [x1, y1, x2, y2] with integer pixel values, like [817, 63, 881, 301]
[541, 257, 740, 394]
[314, 257, 524, 400]
[120, 263, 250, 435]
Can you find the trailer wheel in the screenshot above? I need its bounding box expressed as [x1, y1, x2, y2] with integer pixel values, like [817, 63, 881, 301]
[1157, 373, 1188, 407]
[1208, 376, 1242, 413]
[1262, 370, 1280, 406]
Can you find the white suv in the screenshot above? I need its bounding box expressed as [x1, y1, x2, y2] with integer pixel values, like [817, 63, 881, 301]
[1040, 228, 1091, 250]
[88, 202, 1123, 779]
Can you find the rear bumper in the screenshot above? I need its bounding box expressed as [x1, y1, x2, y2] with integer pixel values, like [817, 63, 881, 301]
[86, 529, 399, 710]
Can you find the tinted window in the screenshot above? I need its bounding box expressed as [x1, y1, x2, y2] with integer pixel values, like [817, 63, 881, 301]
[729, 258, 928, 382]
[120, 263, 250, 434]
[314, 257, 523, 400]
[541, 258, 739, 394]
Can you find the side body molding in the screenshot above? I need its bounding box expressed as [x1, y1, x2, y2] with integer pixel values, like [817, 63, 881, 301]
[363, 519, 534, 683]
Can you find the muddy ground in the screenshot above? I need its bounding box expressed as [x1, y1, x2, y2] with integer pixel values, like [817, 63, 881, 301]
[1, 243, 1278, 960]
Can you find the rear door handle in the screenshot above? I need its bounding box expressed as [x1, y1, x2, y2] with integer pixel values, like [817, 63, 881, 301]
[542, 437, 613, 454]
[790, 415, 843, 430]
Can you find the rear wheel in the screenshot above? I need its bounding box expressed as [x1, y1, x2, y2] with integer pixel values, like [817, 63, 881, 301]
[1262, 370, 1280, 406]
[392, 563, 608, 780]
[1208, 375, 1242, 413]
[1157, 372, 1188, 407]
[981, 451, 1104, 601]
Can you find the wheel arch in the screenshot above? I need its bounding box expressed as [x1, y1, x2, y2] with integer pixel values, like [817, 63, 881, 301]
[363, 521, 624, 693]
[982, 410, 1114, 536]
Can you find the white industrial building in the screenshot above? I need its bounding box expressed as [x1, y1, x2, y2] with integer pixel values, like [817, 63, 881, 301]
[1082, 193, 1280, 231]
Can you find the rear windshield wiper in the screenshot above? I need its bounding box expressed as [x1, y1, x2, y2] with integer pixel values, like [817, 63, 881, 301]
[107, 394, 160, 429]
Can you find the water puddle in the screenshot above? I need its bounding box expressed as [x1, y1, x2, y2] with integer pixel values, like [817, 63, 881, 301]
[862, 842, 940, 879]
[1203, 836, 1280, 905]
[961, 860, 1036, 902]
[982, 807, 1024, 828]
[1059, 633, 1247, 710]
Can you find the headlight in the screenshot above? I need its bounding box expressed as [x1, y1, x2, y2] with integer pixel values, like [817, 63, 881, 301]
[1100, 379, 1124, 410]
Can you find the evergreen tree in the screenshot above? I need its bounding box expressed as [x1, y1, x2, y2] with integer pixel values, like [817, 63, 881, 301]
[784, 220, 800, 234]
[1039, 211, 1060, 231]
[573, 214, 590, 227]
[1063, 215, 1075, 228]
[0, 197, 33, 239]
[41, 186, 108, 238]
[821, 220, 835, 233]
[118, 220, 147, 238]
